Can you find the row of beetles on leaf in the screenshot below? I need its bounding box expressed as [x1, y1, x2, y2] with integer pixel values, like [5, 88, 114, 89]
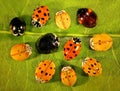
[9, 6, 113, 86]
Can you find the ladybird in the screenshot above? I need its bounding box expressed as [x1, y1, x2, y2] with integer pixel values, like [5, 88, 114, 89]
[64, 38, 81, 60]
[10, 17, 26, 36]
[10, 44, 32, 61]
[90, 34, 113, 51]
[61, 66, 77, 86]
[32, 6, 50, 27]
[77, 8, 97, 28]
[55, 10, 71, 30]
[35, 60, 55, 83]
[82, 57, 102, 76]
[36, 33, 60, 53]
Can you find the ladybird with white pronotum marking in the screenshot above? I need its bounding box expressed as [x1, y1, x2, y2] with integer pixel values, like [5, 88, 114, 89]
[35, 60, 55, 83]
[64, 38, 81, 60]
[55, 10, 71, 30]
[61, 66, 77, 86]
[36, 33, 60, 53]
[82, 57, 102, 76]
[10, 17, 26, 36]
[90, 34, 113, 51]
[32, 6, 50, 27]
[10, 44, 32, 61]
[77, 8, 97, 28]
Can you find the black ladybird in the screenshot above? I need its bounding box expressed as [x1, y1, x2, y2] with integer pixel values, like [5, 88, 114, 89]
[10, 17, 26, 36]
[36, 33, 60, 53]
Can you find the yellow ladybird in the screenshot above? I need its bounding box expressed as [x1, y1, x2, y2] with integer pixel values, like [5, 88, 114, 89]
[55, 10, 71, 30]
[61, 66, 77, 86]
[82, 57, 102, 76]
[10, 44, 32, 61]
[35, 60, 55, 83]
[90, 34, 113, 51]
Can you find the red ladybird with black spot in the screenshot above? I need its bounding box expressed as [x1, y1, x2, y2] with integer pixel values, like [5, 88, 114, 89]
[64, 38, 81, 60]
[32, 6, 50, 27]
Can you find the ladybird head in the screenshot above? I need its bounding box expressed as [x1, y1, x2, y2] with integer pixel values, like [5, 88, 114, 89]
[73, 37, 81, 44]
[31, 19, 41, 27]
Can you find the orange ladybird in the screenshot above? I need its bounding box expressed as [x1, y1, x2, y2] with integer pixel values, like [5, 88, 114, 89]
[61, 66, 77, 86]
[32, 6, 50, 27]
[64, 38, 81, 60]
[90, 34, 113, 51]
[35, 60, 55, 83]
[82, 57, 102, 76]
[10, 44, 32, 61]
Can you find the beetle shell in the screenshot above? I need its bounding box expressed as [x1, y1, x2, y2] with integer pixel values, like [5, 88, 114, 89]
[10, 17, 26, 36]
[82, 57, 102, 76]
[55, 10, 71, 30]
[64, 38, 81, 60]
[10, 44, 32, 61]
[35, 60, 55, 83]
[90, 34, 113, 51]
[36, 33, 60, 53]
[77, 8, 97, 28]
[61, 66, 77, 86]
[32, 6, 50, 27]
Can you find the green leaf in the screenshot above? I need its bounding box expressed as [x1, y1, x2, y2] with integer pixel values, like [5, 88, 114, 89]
[0, 0, 120, 91]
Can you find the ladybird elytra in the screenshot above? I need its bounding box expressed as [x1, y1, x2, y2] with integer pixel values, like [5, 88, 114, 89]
[61, 66, 77, 86]
[77, 8, 97, 28]
[82, 57, 102, 76]
[32, 6, 50, 27]
[64, 37, 81, 60]
[35, 60, 55, 83]
[36, 33, 60, 54]
[90, 34, 113, 51]
[10, 17, 26, 36]
[55, 10, 71, 30]
[10, 44, 32, 61]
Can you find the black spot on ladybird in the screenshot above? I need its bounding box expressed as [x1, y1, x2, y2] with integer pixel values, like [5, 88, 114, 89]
[41, 18, 45, 20]
[64, 54, 67, 56]
[36, 14, 39, 17]
[88, 71, 90, 73]
[50, 67, 52, 69]
[93, 72, 96, 74]
[48, 13, 49, 16]
[74, 46, 77, 49]
[90, 58, 92, 60]
[75, 54, 77, 57]
[94, 63, 97, 65]
[91, 64, 94, 67]
[67, 48, 70, 50]
[45, 73, 48, 76]
[44, 64, 46, 66]
[49, 74, 51, 76]
[41, 71, 44, 73]
[44, 13, 47, 16]
[70, 44, 72, 46]
[88, 68, 91, 70]
[39, 67, 41, 69]
[41, 6, 44, 8]
[38, 10, 41, 13]
[73, 51, 76, 53]
[69, 57, 72, 59]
